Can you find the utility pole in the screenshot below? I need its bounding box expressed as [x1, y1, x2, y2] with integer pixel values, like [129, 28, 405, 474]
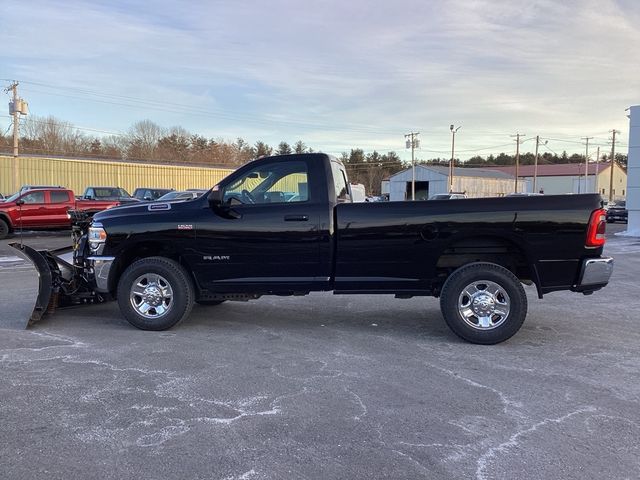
[581, 136, 593, 194]
[533, 136, 548, 193]
[449, 125, 461, 192]
[9, 82, 19, 158]
[405, 132, 420, 200]
[594, 146, 600, 194]
[511, 133, 526, 192]
[609, 129, 618, 202]
[4, 81, 21, 193]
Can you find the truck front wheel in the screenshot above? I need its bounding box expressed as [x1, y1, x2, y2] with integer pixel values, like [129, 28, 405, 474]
[117, 257, 194, 330]
[439, 262, 527, 344]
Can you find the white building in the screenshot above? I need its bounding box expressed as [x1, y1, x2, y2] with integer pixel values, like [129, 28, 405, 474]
[488, 163, 627, 200]
[386, 165, 520, 201]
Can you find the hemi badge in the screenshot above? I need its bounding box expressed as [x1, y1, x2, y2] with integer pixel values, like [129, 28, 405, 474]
[177, 224, 193, 230]
[148, 203, 171, 211]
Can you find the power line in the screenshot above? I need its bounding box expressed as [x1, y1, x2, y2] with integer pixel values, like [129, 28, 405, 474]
[23, 79, 627, 142]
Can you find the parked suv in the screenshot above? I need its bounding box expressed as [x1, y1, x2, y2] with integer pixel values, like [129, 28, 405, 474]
[606, 200, 628, 223]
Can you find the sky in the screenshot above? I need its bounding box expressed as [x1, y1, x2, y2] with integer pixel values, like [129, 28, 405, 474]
[2, 0, 639, 162]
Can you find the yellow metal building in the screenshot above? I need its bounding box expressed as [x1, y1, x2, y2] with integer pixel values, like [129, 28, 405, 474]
[0, 155, 235, 196]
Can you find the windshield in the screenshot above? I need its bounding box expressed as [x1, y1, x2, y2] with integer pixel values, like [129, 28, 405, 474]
[4, 192, 21, 202]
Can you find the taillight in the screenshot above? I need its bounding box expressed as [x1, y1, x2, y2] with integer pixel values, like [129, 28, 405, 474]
[585, 208, 606, 247]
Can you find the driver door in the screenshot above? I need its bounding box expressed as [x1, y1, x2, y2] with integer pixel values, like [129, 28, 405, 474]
[194, 158, 323, 291]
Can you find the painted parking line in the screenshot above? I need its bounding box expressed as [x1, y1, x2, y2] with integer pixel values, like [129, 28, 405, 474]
[0, 255, 31, 271]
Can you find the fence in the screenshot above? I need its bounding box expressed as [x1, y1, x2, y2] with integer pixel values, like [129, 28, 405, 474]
[0, 155, 235, 196]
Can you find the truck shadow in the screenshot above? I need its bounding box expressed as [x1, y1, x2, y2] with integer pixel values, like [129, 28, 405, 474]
[23, 293, 551, 347]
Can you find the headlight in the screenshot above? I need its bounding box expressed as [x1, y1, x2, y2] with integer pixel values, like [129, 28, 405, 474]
[88, 222, 107, 253]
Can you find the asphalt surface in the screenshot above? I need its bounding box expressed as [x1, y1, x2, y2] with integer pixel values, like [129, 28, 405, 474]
[0, 224, 638, 480]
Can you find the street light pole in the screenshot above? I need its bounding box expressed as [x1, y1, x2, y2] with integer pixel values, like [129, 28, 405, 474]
[594, 146, 600, 194]
[609, 129, 618, 202]
[449, 125, 461, 192]
[533, 135, 540, 193]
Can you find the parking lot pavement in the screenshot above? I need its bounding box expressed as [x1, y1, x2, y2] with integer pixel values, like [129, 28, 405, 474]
[0, 226, 639, 480]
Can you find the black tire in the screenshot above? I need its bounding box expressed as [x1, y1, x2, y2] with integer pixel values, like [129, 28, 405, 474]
[439, 262, 527, 345]
[196, 300, 226, 306]
[117, 256, 194, 330]
[0, 218, 9, 240]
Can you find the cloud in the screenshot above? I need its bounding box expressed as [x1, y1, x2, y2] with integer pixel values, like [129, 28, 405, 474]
[1, 0, 638, 159]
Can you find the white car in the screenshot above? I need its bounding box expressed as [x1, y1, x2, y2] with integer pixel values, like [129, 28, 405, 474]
[157, 190, 206, 201]
[429, 193, 467, 200]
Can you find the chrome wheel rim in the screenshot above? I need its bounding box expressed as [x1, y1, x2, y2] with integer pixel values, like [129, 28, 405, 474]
[458, 280, 510, 330]
[130, 273, 174, 319]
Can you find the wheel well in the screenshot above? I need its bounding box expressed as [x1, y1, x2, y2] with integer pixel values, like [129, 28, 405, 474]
[436, 236, 533, 283]
[0, 213, 12, 230]
[109, 242, 196, 295]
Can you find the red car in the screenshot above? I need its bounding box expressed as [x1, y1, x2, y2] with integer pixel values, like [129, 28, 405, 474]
[0, 188, 120, 239]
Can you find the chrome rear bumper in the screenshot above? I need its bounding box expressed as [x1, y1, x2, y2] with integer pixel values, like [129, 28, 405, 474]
[577, 257, 614, 287]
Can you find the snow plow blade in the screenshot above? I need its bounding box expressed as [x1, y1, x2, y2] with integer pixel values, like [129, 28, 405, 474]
[7, 242, 103, 328]
[6, 243, 54, 328]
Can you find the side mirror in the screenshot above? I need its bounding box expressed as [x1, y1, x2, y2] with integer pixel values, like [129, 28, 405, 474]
[207, 187, 224, 209]
[15, 199, 24, 206]
[207, 187, 241, 219]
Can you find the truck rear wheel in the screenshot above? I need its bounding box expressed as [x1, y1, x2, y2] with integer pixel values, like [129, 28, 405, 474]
[439, 262, 527, 344]
[117, 257, 194, 330]
[0, 218, 9, 240]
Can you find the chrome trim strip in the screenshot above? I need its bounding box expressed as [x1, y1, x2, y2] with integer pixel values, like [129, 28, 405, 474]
[87, 256, 116, 292]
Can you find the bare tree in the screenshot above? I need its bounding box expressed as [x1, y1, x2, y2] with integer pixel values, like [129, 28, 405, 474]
[126, 120, 165, 160]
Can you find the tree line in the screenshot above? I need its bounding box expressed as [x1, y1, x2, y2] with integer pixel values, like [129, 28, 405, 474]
[0, 115, 628, 195]
[0, 116, 314, 167]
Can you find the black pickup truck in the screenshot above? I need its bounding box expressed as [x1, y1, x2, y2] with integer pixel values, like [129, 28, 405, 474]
[13, 153, 613, 344]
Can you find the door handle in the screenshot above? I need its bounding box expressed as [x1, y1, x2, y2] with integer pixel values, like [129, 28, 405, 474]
[284, 214, 309, 222]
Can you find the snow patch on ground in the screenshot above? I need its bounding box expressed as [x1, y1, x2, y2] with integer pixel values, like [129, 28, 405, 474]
[615, 229, 640, 237]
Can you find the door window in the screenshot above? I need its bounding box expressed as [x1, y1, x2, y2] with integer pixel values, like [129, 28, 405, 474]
[50, 190, 71, 203]
[330, 161, 350, 202]
[223, 161, 309, 205]
[21, 191, 45, 204]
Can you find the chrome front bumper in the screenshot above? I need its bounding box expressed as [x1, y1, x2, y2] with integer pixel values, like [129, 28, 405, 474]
[86, 256, 116, 293]
[577, 257, 614, 287]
